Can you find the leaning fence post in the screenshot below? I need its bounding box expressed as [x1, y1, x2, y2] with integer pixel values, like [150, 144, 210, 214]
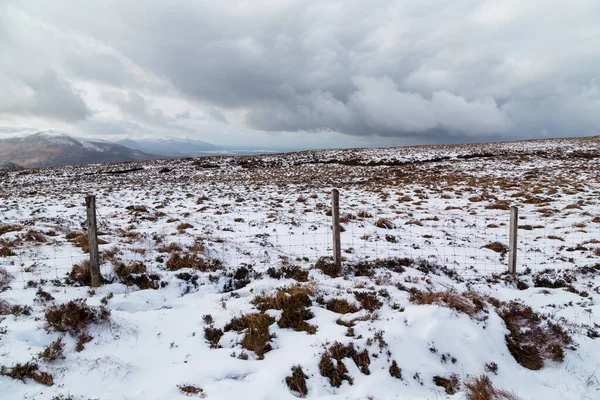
[508, 206, 518, 278]
[85, 195, 101, 287]
[331, 189, 341, 270]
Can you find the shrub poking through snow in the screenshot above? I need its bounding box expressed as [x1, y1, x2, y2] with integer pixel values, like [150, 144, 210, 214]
[0, 266, 11, 291]
[353, 291, 382, 311]
[68, 260, 92, 286]
[389, 360, 402, 379]
[409, 290, 487, 317]
[204, 326, 223, 348]
[483, 242, 509, 254]
[464, 375, 521, 400]
[319, 341, 371, 387]
[45, 299, 110, 344]
[253, 285, 317, 334]
[375, 218, 394, 229]
[497, 301, 572, 370]
[178, 384, 205, 397]
[285, 365, 309, 397]
[0, 362, 54, 386]
[319, 353, 352, 388]
[433, 374, 460, 395]
[266, 264, 309, 282]
[39, 338, 66, 362]
[325, 298, 360, 314]
[315, 256, 341, 278]
[224, 313, 275, 358]
[166, 252, 222, 272]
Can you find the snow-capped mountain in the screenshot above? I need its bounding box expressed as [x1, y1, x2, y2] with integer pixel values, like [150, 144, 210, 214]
[0, 130, 159, 168]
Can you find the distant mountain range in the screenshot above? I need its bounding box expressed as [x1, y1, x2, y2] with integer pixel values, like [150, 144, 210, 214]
[116, 137, 218, 156]
[0, 130, 159, 168]
[0, 130, 283, 168]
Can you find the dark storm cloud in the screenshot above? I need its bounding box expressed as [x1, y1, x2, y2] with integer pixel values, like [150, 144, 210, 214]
[4, 0, 600, 142]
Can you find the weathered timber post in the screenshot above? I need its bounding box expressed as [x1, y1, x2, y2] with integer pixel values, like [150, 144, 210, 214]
[85, 195, 101, 287]
[331, 189, 341, 270]
[508, 206, 518, 278]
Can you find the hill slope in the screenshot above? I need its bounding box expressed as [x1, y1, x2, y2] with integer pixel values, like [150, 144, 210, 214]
[0, 131, 159, 168]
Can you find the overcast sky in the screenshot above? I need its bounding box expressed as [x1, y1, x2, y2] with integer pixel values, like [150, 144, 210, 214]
[1, 1, 599, 149]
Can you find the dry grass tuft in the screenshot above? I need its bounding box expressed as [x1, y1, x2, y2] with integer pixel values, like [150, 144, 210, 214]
[497, 301, 572, 370]
[178, 384, 205, 397]
[483, 242, 508, 254]
[409, 290, 486, 316]
[433, 374, 460, 395]
[0, 362, 54, 386]
[39, 338, 66, 362]
[253, 285, 317, 334]
[315, 256, 341, 278]
[0, 267, 11, 291]
[224, 313, 275, 358]
[285, 365, 309, 397]
[204, 326, 224, 348]
[45, 299, 110, 336]
[326, 298, 360, 314]
[389, 360, 402, 379]
[353, 291, 382, 311]
[166, 252, 222, 272]
[375, 218, 394, 229]
[465, 375, 521, 400]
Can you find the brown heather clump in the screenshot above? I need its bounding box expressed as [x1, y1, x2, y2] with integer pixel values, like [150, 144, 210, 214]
[497, 301, 572, 370]
[253, 285, 317, 334]
[353, 291, 382, 311]
[204, 326, 223, 348]
[389, 360, 402, 379]
[39, 338, 66, 362]
[375, 218, 394, 229]
[409, 290, 486, 316]
[319, 341, 371, 387]
[224, 313, 275, 358]
[433, 374, 460, 395]
[483, 242, 509, 254]
[315, 256, 341, 278]
[465, 375, 521, 400]
[178, 384, 205, 397]
[285, 365, 309, 397]
[0, 362, 54, 386]
[0, 266, 11, 291]
[45, 299, 111, 336]
[166, 252, 222, 272]
[325, 298, 360, 314]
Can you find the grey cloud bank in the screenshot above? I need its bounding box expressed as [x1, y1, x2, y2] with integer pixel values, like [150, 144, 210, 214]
[1, 0, 599, 149]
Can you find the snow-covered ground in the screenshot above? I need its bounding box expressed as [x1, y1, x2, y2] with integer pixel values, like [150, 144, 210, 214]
[1, 136, 599, 399]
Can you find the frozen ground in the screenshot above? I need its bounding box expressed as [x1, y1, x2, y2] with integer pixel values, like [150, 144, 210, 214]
[0, 136, 599, 399]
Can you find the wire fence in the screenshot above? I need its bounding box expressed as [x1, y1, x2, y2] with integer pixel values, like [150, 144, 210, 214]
[1, 190, 599, 286]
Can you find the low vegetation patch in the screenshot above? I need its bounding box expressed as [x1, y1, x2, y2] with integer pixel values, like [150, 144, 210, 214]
[253, 285, 317, 334]
[464, 375, 520, 400]
[319, 341, 371, 387]
[224, 313, 275, 358]
[325, 298, 360, 314]
[353, 291, 382, 311]
[166, 252, 222, 272]
[497, 301, 572, 370]
[433, 374, 460, 395]
[0, 362, 54, 386]
[315, 256, 341, 278]
[285, 365, 309, 397]
[45, 299, 111, 351]
[409, 290, 486, 317]
[39, 338, 66, 362]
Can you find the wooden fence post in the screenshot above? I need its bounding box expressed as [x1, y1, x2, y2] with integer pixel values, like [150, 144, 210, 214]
[85, 195, 101, 287]
[331, 189, 341, 270]
[508, 206, 518, 278]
